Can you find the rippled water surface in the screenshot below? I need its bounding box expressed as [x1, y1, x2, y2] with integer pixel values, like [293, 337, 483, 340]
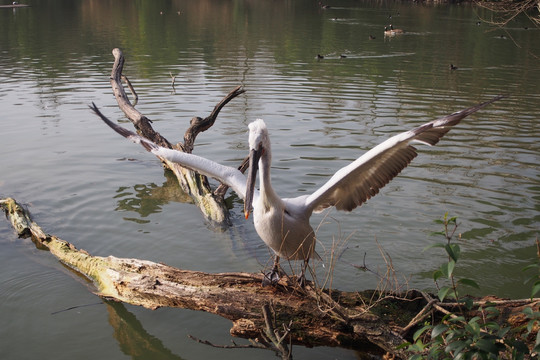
[1, 0, 539, 359]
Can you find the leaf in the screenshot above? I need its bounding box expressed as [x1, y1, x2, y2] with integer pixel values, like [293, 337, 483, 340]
[438, 286, 451, 302]
[448, 216, 458, 225]
[445, 243, 461, 262]
[522, 306, 534, 317]
[527, 320, 535, 333]
[395, 342, 410, 350]
[531, 280, 540, 298]
[475, 338, 500, 353]
[465, 318, 481, 336]
[447, 260, 456, 278]
[433, 269, 444, 282]
[458, 278, 480, 289]
[431, 324, 448, 338]
[462, 297, 474, 310]
[522, 263, 539, 272]
[445, 340, 467, 355]
[497, 326, 510, 338]
[484, 306, 500, 316]
[413, 324, 432, 342]
[449, 315, 466, 323]
[440, 260, 456, 278]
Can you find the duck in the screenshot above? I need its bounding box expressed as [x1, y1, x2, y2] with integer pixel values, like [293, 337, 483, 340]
[389, 24, 404, 33]
[384, 25, 404, 36]
[450, 64, 458, 70]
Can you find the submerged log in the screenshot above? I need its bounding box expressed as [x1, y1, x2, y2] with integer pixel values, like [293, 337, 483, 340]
[108, 48, 246, 226]
[2, 197, 538, 358]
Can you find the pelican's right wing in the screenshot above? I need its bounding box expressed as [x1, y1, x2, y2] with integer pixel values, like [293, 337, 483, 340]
[91, 103, 250, 200]
[303, 95, 504, 214]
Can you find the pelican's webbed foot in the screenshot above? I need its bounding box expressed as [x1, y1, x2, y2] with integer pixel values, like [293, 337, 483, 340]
[262, 269, 281, 286]
[262, 261, 283, 286]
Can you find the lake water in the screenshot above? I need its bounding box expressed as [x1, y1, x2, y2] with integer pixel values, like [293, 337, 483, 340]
[0, 0, 538, 359]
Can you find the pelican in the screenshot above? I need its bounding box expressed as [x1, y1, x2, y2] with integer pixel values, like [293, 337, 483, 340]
[91, 95, 503, 284]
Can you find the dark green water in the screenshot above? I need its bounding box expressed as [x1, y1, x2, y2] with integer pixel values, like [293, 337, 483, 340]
[0, 0, 538, 359]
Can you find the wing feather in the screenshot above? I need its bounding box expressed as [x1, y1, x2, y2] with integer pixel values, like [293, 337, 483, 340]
[304, 95, 504, 213]
[91, 103, 251, 200]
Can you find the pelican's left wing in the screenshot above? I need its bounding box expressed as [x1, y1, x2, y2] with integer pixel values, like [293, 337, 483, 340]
[303, 95, 504, 213]
[91, 103, 250, 200]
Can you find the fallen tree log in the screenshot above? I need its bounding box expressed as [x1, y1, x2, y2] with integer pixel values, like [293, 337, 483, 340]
[108, 48, 246, 226]
[2, 197, 538, 359]
[0, 197, 410, 357]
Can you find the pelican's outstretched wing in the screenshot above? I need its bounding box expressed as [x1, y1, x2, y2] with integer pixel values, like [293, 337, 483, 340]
[91, 103, 251, 200]
[304, 95, 504, 213]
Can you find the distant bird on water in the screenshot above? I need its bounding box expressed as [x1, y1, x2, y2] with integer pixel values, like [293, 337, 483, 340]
[91, 95, 504, 285]
[385, 24, 404, 36]
[450, 64, 458, 70]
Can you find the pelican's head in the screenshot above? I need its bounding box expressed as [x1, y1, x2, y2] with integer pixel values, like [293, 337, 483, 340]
[244, 119, 269, 219]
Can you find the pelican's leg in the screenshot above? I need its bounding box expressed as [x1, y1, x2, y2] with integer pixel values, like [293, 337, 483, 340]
[262, 256, 281, 286]
[297, 258, 309, 287]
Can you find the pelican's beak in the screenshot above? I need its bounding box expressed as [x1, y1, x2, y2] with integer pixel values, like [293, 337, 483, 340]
[244, 147, 263, 219]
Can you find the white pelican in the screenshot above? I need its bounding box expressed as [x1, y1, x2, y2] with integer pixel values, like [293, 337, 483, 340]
[91, 95, 503, 284]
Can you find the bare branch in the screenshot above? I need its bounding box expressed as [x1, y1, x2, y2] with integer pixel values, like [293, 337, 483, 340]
[182, 85, 246, 153]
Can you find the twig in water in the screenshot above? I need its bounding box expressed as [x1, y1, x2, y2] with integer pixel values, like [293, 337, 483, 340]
[51, 302, 104, 315]
[169, 71, 176, 88]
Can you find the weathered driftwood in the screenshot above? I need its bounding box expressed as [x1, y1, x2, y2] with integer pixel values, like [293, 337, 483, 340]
[3, 198, 538, 358]
[108, 48, 246, 226]
[0, 197, 409, 357]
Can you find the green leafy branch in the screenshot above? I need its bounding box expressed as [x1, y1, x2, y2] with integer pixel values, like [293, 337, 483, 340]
[425, 212, 478, 304]
[400, 214, 540, 359]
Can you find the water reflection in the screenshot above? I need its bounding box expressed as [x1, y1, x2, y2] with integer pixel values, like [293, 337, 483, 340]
[106, 301, 184, 360]
[114, 170, 192, 222]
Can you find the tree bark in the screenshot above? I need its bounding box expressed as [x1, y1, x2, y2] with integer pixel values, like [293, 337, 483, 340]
[108, 48, 246, 227]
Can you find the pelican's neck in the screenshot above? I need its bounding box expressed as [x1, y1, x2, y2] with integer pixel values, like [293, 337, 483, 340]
[258, 148, 280, 208]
